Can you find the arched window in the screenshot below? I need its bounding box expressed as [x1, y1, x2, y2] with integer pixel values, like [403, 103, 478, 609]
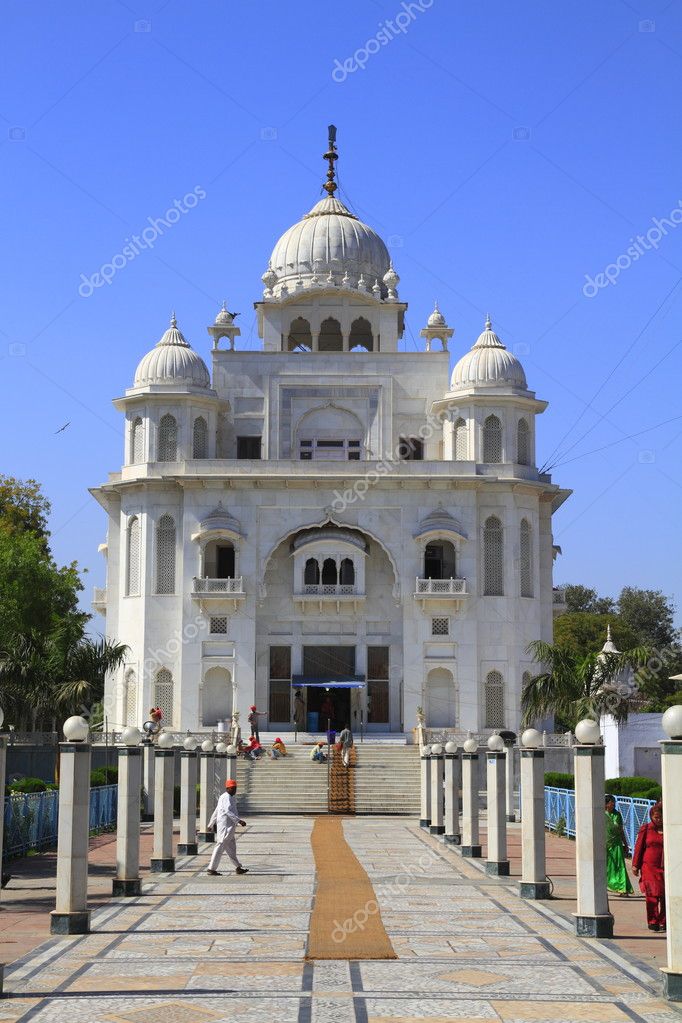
[158, 414, 177, 461]
[483, 415, 502, 463]
[339, 558, 355, 585]
[124, 668, 137, 726]
[193, 416, 208, 458]
[153, 668, 174, 726]
[304, 558, 320, 585]
[517, 418, 530, 465]
[520, 518, 533, 597]
[454, 418, 467, 460]
[287, 317, 312, 352]
[156, 514, 176, 594]
[484, 670, 504, 729]
[321, 558, 338, 585]
[349, 317, 374, 352]
[424, 541, 456, 580]
[318, 317, 343, 352]
[130, 417, 144, 464]
[483, 515, 504, 595]
[126, 516, 140, 596]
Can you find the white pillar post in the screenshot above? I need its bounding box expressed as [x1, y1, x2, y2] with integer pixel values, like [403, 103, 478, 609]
[420, 746, 431, 829]
[504, 738, 516, 822]
[51, 736, 91, 934]
[659, 706, 682, 1000]
[177, 750, 198, 856]
[519, 739, 549, 898]
[430, 745, 445, 835]
[113, 745, 142, 896]
[227, 752, 237, 783]
[444, 744, 461, 844]
[141, 741, 155, 821]
[198, 751, 216, 843]
[214, 751, 228, 803]
[573, 720, 613, 937]
[150, 748, 175, 873]
[485, 747, 509, 876]
[461, 745, 481, 857]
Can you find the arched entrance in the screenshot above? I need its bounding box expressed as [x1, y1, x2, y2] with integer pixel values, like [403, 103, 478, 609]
[202, 666, 232, 727]
[426, 667, 456, 728]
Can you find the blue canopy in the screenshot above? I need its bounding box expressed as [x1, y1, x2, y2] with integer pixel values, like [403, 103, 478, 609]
[292, 675, 365, 689]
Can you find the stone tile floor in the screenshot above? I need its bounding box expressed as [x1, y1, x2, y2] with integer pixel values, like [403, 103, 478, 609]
[0, 817, 680, 1022]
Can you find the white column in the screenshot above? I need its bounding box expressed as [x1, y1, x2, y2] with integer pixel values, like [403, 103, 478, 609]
[177, 750, 198, 856]
[141, 742, 155, 821]
[444, 746, 461, 844]
[198, 752, 216, 842]
[519, 746, 549, 898]
[150, 749, 175, 873]
[486, 749, 509, 876]
[430, 746, 445, 835]
[660, 707, 682, 1000]
[113, 746, 142, 896]
[420, 747, 431, 828]
[504, 739, 516, 822]
[461, 748, 481, 857]
[51, 741, 91, 934]
[214, 752, 228, 803]
[573, 723, 613, 937]
[227, 752, 237, 783]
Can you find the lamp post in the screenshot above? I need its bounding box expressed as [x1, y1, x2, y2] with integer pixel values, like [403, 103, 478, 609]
[150, 731, 176, 873]
[461, 738, 481, 857]
[113, 726, 143, 896]
[502, 734, 516, 822]
[485, 733, 509, 876]
[519, 728, 549, 898]
[50, 716, 91, 934]
[444, 741, 461, 844]
[429, 744, 445, 834]
[198, 739, 215, 843]
[660, 705, 682, 1000]
[177, 736, 199, 856]
[420, 744, 432, 829]
[573, 718, 613, 937]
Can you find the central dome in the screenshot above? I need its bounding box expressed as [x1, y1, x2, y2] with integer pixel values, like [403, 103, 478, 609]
[268, 195, 391, 293]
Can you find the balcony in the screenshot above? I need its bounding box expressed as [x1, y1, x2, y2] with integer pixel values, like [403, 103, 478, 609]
[92, 587, 107, 615]
[552, 587, 567, 616]
[192, 576, 245, 611]
[294, 583, 366, 613]
[414, 577, 468, 609]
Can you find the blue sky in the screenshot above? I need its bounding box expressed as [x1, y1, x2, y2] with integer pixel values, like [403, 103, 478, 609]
[1, 0, 681, 625]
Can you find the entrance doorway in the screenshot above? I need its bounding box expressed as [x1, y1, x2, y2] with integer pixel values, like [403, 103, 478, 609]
[302, 646, 355, 731]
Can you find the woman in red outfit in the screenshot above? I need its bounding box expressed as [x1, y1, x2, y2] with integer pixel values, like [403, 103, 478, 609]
[632, 802, 665, 931]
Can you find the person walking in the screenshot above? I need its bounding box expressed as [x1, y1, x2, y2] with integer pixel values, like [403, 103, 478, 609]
[248, 705, 265, 741]
[605, 795, 633, 896]
[632, 801, 665, 931]
[206, 779, 249, 877]
[338, 723, 353, 768]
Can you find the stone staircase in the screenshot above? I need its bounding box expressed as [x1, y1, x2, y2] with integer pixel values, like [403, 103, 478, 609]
[234, 742, 421, 815]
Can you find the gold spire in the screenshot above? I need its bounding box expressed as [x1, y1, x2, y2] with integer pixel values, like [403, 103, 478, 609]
[322, 124, 338, 196]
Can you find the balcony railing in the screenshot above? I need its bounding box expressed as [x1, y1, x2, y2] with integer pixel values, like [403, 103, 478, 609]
[552, 587, 567, 604]
[92, 586, 107, 613]
[415, 577, 467, 595]
[192, 577, 245, 595]
[302, 583, 357, 596]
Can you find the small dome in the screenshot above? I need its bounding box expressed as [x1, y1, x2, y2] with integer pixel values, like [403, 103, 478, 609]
[450, 317, 527, 391]
[214, 303, 234, 326]
[268, 195, 391, 296]
[134, 315, 210, 389]
[427, 302, 446, 327]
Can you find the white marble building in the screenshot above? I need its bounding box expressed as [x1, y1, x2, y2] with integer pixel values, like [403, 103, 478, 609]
[92, 132, 569, 737]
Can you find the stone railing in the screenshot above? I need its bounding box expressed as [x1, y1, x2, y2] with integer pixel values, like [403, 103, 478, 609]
[192, 576, 244, 594]
[414, 578, 467, 595]
[302, 583, 357, 595]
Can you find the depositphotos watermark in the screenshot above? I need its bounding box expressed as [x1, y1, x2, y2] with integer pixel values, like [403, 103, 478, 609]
[582, 199, 682, 297]
[78, 186, 207, 297]
[332, 0, 435, 82]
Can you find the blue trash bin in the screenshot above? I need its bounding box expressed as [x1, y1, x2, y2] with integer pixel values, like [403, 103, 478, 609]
[307, 711, 319, 732]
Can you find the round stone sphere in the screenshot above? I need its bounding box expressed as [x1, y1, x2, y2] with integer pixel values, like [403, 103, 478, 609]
[183, 735, 198, 751]
[421, 744, 432, 757]
[521, 728, 542, 749]
[63, 715, 89, 742]
[431, 743, 443, 756]
[121, 726, 142, 746]
[463, 738, 478, 753]
[225, 744, 237, 755]
[487, 733, 504, 752]
[157, 731, 175, 749]
[662, 705, 682, 740]
[215, 742, 228, 754]
[575, 719, 601, 745]
[444, 740, 457, 754]
[201, 739, 214, 753]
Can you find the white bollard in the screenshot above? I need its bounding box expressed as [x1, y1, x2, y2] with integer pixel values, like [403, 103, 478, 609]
[150, 742, 175, 873]
[420, 745, 432, 829]
[141, 741, 155, 821]
[177, 743, 199, 856]
[226, 747, 237, 783]
[430, 745, 445, 835]
[485, 736, 509, 876]
[51, 718, 91, 934]
[573, 719, 613, 937]
[214, 746, 228, 802]
[518, 729, 549, 898]
[444, 743, 461, 844]
[660, 705, 682, 1000]
[113, 730, 143, 896]
[461, 740, 481, 857]
[504, 737, 516, 822]
[197, 743, 216, 843]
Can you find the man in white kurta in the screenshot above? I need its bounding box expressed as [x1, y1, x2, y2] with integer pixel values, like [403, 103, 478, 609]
[206, 779, 248, 875]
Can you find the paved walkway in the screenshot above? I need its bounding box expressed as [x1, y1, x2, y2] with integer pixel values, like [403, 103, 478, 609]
[1, 817, 680, 1022]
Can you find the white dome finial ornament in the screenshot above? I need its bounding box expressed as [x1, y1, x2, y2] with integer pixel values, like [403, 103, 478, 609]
[208, 301, 241, 351]
[383, 261, 400, 301]
[421, 300, 454, 352]
[449, 315, 527, 391]
[133, 313, 211, 389]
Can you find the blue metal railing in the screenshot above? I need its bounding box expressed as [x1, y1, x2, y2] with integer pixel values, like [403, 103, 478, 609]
[544, 786, 656, 852]
[3, 784, 118, 859]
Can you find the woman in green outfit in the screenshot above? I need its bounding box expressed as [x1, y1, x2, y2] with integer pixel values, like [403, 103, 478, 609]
[605, 795, 634, 896]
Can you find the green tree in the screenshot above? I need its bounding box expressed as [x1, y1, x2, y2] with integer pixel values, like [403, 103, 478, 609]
[553, 612, 638, 661]
[617, 587, 679, 649]
[0, 475, 51, 543]
[563, 584, 615, 616]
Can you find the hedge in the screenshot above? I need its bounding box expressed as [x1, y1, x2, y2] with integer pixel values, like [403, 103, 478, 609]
[544, 772, 661, 800]
[544, 771, 575, 789]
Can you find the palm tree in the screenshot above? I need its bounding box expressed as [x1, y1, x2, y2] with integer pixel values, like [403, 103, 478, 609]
[48, 625, 128, 722]
[522, 637, 650, 728]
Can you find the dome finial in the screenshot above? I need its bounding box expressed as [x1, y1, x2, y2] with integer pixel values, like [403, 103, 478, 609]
[485, 313, 492, 330]
[322, 124, 338, 197]
[170, 310, 177, 328]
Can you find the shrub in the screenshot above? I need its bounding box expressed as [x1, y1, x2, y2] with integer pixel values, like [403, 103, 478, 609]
[605, 776, 661, 799]
[90, 769, 107, 788]
[544, 772, 574, 790]
[9, 777, 48, 794]
[554, 816, 566, 837]
[101, 765, 118, 784]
